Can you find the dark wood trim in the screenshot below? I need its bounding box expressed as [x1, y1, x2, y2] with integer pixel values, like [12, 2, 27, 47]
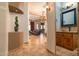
[9, 5, 23, 14]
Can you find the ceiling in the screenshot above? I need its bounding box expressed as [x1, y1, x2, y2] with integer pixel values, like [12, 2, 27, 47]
[29, 2, 47, 21]
[29, 2, 46, 16]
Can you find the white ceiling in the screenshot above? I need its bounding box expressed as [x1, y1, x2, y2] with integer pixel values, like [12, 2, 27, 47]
[29, 2, 47, 20]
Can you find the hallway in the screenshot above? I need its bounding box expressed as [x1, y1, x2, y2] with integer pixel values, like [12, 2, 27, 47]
[8, 34, 54, 56]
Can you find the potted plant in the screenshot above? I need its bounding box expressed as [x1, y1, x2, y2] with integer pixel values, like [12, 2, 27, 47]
[14, 16, 19, 32]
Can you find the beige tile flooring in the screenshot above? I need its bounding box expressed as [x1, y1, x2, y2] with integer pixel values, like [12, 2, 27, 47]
[56, 46, 77, 56]
[8, 34, 54, 56]
[8, 34, 77, 56]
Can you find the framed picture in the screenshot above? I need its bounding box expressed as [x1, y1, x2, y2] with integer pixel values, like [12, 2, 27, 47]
[61, 8, 76, 27]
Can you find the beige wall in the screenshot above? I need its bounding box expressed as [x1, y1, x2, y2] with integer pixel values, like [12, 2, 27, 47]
[47, 2, 56, 53]
[45, 21, 47, 34]
[0, 2, 9, 55]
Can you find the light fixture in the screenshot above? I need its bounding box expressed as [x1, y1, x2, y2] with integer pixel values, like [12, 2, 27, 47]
[44, 2, 51, 11]
[46, 5, 49, 9]
[66, 3, 73, 8]
[62, 2, 74, 10]
[46, 5, 51, 11]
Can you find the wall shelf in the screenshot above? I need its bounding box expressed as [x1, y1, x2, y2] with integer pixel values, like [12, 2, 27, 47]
[9, 5, 23, 14]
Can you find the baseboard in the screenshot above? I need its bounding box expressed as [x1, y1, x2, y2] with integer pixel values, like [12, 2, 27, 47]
[24, 42, 28, 44]
[46, 49, 56, 56]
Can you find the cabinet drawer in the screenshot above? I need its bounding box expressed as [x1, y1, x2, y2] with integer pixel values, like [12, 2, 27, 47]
[63, 36, 73, 39]
[56, 35, 62, 38]
[63, 39, 73, 50]
[63, 38, 72, 44]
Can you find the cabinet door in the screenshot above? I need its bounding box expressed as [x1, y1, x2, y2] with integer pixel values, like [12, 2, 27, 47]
[56, 37, 63, 47]
[63, 37, 73, 50]
[56, 33, 63, 46]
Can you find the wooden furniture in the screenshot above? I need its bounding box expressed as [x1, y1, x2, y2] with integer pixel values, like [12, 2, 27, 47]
[9, 5, 23, 14]
[56, 32, 78, 50]
[30, 21, 35, 31]
[8, 32, 24, 51]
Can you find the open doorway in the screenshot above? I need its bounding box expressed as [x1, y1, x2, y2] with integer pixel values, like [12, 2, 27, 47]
[28, 2, 53, 56]
[28, 2, 47, 40]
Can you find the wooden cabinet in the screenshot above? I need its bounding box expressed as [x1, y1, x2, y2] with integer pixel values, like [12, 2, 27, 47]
[8, 32, 24, 51]
[56, 32, 77, 50]
[56, 33, 63, 47]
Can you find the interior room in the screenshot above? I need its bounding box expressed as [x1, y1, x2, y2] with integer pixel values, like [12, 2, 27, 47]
[0, 2, 79, 56]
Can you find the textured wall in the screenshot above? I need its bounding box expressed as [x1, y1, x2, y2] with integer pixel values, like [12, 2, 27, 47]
[56, 3, 62, 31]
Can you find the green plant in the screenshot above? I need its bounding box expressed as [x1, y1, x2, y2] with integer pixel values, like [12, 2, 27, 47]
[14, 16, 19, 32]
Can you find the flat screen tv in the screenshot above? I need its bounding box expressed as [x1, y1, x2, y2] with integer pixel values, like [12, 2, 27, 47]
[61, 8, 76, 27]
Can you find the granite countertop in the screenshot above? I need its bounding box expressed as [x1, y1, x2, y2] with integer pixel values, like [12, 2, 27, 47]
[56, 31, 78, 34]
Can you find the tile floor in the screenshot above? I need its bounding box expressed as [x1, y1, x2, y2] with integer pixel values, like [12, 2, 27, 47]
[56, 46, 77, 56]
[8, 34, 54, 56]
[8, 34, 77, 56]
